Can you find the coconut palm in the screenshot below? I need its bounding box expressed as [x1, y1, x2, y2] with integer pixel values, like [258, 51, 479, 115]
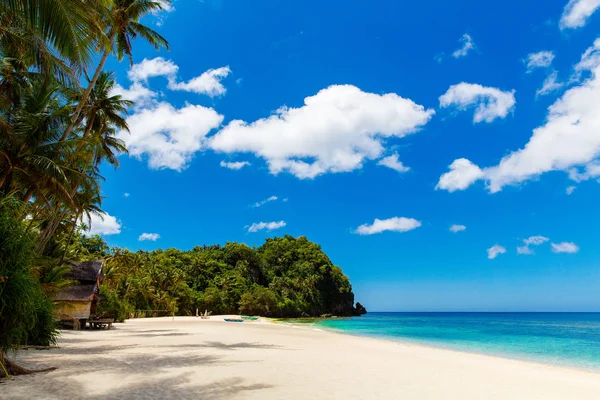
[62, 0, 169, 141]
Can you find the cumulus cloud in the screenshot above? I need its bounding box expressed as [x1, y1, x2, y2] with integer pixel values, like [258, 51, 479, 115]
[168, 66, 232, 97]
[439, 83, 516, 123]
[536, 71, 564, 97]
[377, 153, 410, 173]
[566, 185, 576, 195]
[452, 34, 475, 58]
[210, 85, 434, 179]
[139, 233, 160, 241]
[124, 193, 130, 198]
[355, 217, 421, 235]
[110, 82, 156, 105]
[247, 221, 286, 233]
[82, 212, 121, 236]
[449, 224, 466, 233]
[524, 51, 555, 72]
[551, 242, 580, 253]
[437, 39, 600, 193]
[560, 0, 600, 29]
[220, 160, 251, 170]
[125, 58, 231, 98]
[118, 102, 223, 171]
[252, 196, 278, 208]
[487, 244, 506, 259]
[436, 158, 485, 192]
[128, 57, 178, 82]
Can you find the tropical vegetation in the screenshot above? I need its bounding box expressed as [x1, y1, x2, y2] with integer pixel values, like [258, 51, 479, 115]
[0, 0, 363, 379]
[0, 0, 169, 378]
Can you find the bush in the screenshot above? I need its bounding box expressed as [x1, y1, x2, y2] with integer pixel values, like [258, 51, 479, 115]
[239, 286, 278, 316]
[97, 289, 133, 322]
[0, 207, 58, 354]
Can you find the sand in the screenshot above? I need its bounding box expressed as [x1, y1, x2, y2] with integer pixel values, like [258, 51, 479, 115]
[3, 316, 600, 399]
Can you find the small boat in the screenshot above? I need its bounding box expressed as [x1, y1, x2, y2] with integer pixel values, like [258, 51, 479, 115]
[242, 316, 259, 321]
[224, 318, 244, 323]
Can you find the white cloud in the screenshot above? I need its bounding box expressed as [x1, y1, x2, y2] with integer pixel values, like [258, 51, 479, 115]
[124, 193, 130, 198]
[168, 66, 231, 97]
[487, 244, 506, 259]
[355, 217, 421, 235]
[253, 195, 278, 208]
[452, 34, 475, 58]
[568, 160, 600, 182]
[566, 185, 576, 195]
[153, 0, 175, 26]
[551, 242, 580, 253]
[524, 51, 555, 72]
[377, 153, 410, 173]
[437, 39, 600, 193]
[560, 0, 600, 29]
[524, 235, 550, 246]
[118, 102, 223, 171]
[82, 212, 121, 236]
[536, 71, 564, 97]
[439, 83, 516, 123]
[128, 57, 178, 82]
[110, 82, 156, 105]
[436, 158, 485, 192]
[517, 245, 534, 255]
[138, 233, 160, 241]
[210, 84, 434, 179]
[449, 224, 466, 233]
[220, 160, 251, 170]
[247, 221, 286, 233]
[517, 236, 549, 255]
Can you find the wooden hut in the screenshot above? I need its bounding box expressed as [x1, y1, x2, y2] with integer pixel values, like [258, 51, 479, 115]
[55, 260, 104, 329]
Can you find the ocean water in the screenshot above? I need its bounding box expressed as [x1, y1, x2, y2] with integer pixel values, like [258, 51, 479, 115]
[313, 313, 600, 371]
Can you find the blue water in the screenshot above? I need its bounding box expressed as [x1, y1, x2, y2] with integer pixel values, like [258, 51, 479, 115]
[313, 313, 600, 371]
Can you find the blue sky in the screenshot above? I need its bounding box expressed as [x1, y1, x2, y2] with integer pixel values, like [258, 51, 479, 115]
[91, 0, 600, 311]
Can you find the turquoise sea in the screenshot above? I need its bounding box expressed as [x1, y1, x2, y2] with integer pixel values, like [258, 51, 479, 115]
[312, 313, 600, 371]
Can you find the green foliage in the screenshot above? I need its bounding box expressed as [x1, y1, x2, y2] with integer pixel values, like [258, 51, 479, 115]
[239, 286, 278, 316]
[101, 235, 362, 318]
[0, 204, 57, 354]
[96, 289, 133, 322]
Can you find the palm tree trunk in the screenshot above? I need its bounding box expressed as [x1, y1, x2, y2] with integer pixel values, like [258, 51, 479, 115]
[22, 186, 34, 202]
[59, 211, 81, 264]
[60, 34, 115, 142]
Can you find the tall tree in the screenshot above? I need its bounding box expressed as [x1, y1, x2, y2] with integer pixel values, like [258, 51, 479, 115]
[62, 0, 169, 141]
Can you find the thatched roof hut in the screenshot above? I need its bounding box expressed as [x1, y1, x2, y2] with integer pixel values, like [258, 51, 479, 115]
[55, 260, 104, 324]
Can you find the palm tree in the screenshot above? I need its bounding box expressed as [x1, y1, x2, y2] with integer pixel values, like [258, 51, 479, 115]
[0, 0, 106, 80]
[0, 77, 77, 203]
[62, 0, 169, 141]
[34, 72, 130, 255]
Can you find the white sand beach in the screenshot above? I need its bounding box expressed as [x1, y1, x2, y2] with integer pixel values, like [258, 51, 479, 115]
[3, 316, 600, 399]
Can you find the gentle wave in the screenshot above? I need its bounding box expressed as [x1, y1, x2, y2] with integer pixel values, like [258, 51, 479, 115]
[314, 312, 600, 371]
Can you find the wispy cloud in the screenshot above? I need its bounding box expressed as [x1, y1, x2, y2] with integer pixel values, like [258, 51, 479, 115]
[449, 224, 466, 233]
[487, 244, 506, 259]
[355, 217, 421, 235]
[452, 34, 475, 58]
[247, 221, 286, 233]
[220, 160, 251, 170]
[551, 242, 579, 253]
[253, 196, 278, 208]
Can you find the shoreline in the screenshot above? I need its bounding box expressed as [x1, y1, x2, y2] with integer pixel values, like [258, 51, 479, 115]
[3, 316, 600, 399]
[271, 316, 600, 375]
